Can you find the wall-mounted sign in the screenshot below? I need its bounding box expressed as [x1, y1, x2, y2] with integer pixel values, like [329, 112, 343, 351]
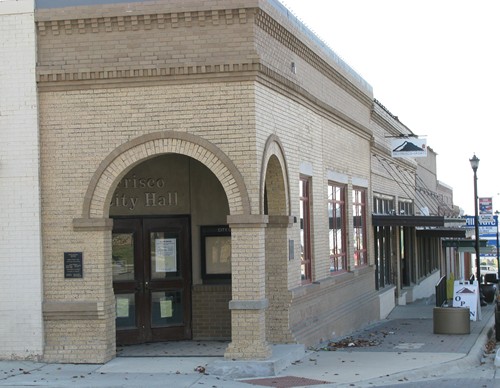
[201, 225, 231, 281]
[391, 138, 427, 158]
[64, 252, 83, 278]
[289, 239, 295, 260]
[463, 215, 498, 229]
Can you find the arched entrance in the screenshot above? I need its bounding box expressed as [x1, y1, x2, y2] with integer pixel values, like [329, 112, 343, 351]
[75, 132, 251, 349]
[260, 135, 296, 343]
[110, 154, 233, 345]
[79, 131, 250, 219]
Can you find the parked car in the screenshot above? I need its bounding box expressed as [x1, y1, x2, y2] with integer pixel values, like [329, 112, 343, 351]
[480, 265, 497, 275]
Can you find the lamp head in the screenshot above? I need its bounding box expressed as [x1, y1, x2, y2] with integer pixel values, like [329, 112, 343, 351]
[470, 154, 480, 172]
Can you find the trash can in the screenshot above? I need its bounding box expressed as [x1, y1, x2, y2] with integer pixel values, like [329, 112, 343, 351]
[433, 307, 470, 335]
[482, 284, 497, 304]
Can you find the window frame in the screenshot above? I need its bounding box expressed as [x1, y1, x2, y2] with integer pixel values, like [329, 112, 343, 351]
[398, 199, 414, 216]
[299, 176, 312, 283]
[328, 181, 347, 274]
[352, 187, 368, 267]
[373, 195, 395, 215]
[200, 225, 231, 283]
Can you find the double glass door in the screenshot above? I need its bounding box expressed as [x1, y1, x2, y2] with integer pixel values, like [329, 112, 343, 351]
[112, 217, 191, 345]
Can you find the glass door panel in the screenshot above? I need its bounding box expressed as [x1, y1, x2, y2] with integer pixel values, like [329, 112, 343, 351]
[115, 293, 136, 330]
[151, 291, 183, 327]
[112, 217, 191, 345]
[112, 218, 144, 345]
[112, 233, 135, 281]
[144, 217, 191, 341]
[150, 233, 179, 279]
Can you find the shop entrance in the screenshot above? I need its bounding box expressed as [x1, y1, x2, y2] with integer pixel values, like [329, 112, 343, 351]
[112, 216, 191, 345]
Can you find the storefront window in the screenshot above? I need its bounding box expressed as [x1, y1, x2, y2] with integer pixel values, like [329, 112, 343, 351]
[328, 182, 346, 273]
[353, 187, 367, 267]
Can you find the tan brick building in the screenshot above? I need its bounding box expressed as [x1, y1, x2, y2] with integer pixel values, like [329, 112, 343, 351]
[0, 0, 459, 364]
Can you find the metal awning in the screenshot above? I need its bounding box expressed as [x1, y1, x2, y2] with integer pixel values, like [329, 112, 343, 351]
[372, 215, 444, 227]
[442, 239, 491, 253]
[416, 228, 466, 238]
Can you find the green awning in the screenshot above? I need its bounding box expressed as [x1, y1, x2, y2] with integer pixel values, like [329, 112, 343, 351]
[442, 239, 490, 253]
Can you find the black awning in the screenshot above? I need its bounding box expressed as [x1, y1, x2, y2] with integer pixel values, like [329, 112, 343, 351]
[416, 228, 466, 238]
[372, 214, 444, 227]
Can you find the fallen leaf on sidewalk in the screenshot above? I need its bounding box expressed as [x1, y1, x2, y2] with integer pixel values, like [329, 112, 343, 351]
[321, 336, 380, 350]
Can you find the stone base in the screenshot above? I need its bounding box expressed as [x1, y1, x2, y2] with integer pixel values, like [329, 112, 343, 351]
[224, 340, 272, 360]
[208, 344, 305, 379]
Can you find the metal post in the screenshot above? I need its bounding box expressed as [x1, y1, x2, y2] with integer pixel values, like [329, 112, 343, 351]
[470, 154, 486, 306]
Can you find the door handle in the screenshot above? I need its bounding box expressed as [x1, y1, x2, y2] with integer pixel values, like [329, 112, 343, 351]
[134, 282, 151, 292]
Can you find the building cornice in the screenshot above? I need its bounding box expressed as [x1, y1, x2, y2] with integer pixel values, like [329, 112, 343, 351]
[36, 8, 250, 34]
[254, 9, 373, 108]
[371, 103, 413, 137]
[35, 5, 372, 109]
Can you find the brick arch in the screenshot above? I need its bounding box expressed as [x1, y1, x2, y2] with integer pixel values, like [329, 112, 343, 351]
[260, 134, 291, 215]
[81, 131, 251, 219]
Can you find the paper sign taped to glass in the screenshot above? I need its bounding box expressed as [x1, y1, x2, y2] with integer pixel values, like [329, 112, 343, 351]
[155, 238, 177, 272]
[160, 298, 173, 318]
[116, 297, 130, 318]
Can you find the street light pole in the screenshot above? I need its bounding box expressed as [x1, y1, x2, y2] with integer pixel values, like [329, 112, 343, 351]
[470, 155, 480, 283]
[470, 154, 486, 306]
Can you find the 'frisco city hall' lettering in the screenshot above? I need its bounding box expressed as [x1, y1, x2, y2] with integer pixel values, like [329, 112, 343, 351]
[111, 176, 178, 210]
[117, 175, 165, 189]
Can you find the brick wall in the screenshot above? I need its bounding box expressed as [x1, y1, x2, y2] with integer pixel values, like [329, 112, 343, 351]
[33, 0, 383, 361]
[192, 285, 231, 339]
[289, 269, 379, 345]
[39, 83, 256, 361]
[0, 0, 44, 360]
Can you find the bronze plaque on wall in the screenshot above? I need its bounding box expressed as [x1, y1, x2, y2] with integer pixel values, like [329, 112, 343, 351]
[64, 252, 83, 278]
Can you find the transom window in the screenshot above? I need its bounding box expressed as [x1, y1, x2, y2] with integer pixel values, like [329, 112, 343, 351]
[328, 182, 347, 273]
[399, 200, 414, 216]
[373, 195, 395, 215]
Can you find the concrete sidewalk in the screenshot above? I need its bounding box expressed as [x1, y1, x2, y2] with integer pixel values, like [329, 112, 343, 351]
[266, 301, 497, 387]
[0, 301, 497, 387]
